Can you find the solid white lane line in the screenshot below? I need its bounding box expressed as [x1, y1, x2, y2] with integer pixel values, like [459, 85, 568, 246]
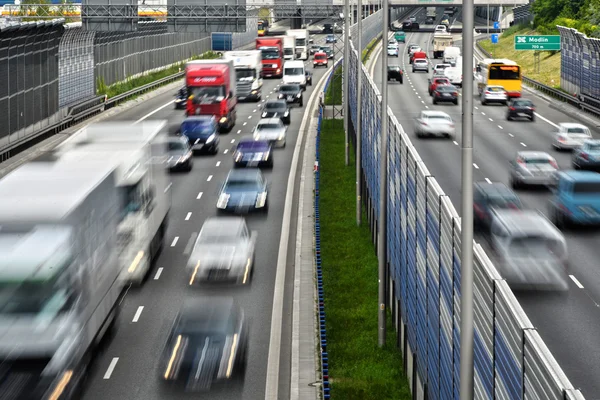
[485, 178, 493, 184]
[133, 101, 175, 124]
[520, 142, 527, 147]
[185, 212, 192, 221]
[154, 267, 163, 280]
[473, 163, 479, 169]
[196, 191, 203, 199]
[132, 306, 144, 322]
[170, 237, 179, 247]
[216, 161, 221, 167]
[207, 175, 213, 181]
[570, 274, 585, 288]
[103, 358, 119, 379]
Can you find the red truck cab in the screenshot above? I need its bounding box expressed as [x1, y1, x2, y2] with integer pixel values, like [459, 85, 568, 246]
[256, 38, 283, 78]
[313, 52, 328, 67]
[185, 61, 237, 133]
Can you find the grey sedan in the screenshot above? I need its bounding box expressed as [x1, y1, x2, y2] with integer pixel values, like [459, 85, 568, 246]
[187, 217, 256, 285]
[166, 136, 193, 172]
[509, 151, 559, 189]
[253, 118, 287, 148]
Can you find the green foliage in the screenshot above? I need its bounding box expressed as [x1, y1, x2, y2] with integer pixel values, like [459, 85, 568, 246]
[325, 67, 343, 105]
[96, 51, 219, 99]
[532, 0, 600, 37]
[361, 36, 380, 64]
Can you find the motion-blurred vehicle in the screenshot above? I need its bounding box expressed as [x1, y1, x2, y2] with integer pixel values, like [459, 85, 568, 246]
[572, 139, 600, 170]
[253, 118, 287, 148]
[506, 98, 535, 121]
[412, 58, 429, 73]
[216, 169, 269, 214]
[320, 46, 334, 59]
[175, 86, 188, 109]
[489, 209, 569, 291]
[187, 218, 256, 284]
[480, 85, 508, 105]
[414, 110, 455, 138]
[429, 77, 450, 95]
[387, 65, 403, 83]
[552, 122, 593, 151]
[261, 100, 291, 124]
[474, 181, 523, 231]
[387, 44, 399, 57]
[407, 44, 420, 55]
[394, 30, 406, 42]
[180, 116, 220, 155]
[167, 136, 193, 172]
[313, 52, 328, 67]
[309, 44, 321, 55]
[277, 84, 303, 107]
[159, 297, 248, 390]
[549, 170, 600, 227]
[432, 84, 458, 105]
[325, 34, 337, 43]
[433, 63, 451, 74]
[409, 16, 417, 23]
[435, 25, 447, 33]
[443, 67, 462, 87]
[305, 70, 313, 86]
[234, 138, 274, 168]
[508, 151, 559, 189]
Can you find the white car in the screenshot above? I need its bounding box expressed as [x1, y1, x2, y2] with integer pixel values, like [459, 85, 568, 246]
[414, 110, 455, 138]
[480, 85, 508, 105]
[412, 58, 429, 73]
[253, 118, 287, 148]
[433, 63, 451, 75]
[444, 67, 462, 87]
[387, 45, 399, 57]
[435, 25, 447, 33]
[552, 122, 593, 151]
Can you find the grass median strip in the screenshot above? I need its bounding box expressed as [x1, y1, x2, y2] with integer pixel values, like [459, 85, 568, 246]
[319, 118, 410, 400]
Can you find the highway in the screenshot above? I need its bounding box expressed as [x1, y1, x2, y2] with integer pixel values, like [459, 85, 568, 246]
[375, 8, 600, 398]
[80, 33, 337, 400]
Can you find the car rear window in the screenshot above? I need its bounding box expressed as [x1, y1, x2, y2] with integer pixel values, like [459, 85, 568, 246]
[567, 127, 589, 134]
[513, 100, 533, 107]
[523, 158, 552, 164]
[265, 102, 285, 110]
[437, 86, 456, 92]
[487, 86, 504, 92]
[487, 195, 522, 208]
[427, 115, 452, 122]
[237, 141, 270, 151]
[572, 182, 600, 194]
[258, 123, 281, 130]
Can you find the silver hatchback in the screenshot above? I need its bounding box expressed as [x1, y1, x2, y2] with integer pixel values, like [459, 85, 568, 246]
[509, 151, 559, 188]
[480, 85, 508, 105]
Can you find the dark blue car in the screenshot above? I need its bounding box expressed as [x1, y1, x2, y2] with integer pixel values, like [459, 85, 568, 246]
[216, 169, 269, 214]
[233, 138, 274, 168]
[180, 116, 219, 155]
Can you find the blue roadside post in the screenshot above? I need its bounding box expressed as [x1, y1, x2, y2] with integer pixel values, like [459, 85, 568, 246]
[491, 33, 499, 57]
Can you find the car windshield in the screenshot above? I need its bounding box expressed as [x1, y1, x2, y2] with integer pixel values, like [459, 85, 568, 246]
[168, 141, 188, 151]
[181, 121, 215, 135]
[260, 48, 279, 60]
[258, 123, 281, 130]
[315, 54, 326, 59]
[284, 67, 304, 75]
[265, 102, 286, 111]
[435, 79, 449, 84]
[523, 158, 552, 165]
[487, 195, 522, 208]
[225, 179, 262, 192]
[198, 230, 239, 244]
[236, 69, 256, 80]
[572, 182, 600, 194]
[513, 100, 533, 107]
[321, 47, 331, 52]
[508, 237, 556, 257]
[190, 86, 225, 103]
[280, 85, 298, 93]
[489, 65, 520, 80]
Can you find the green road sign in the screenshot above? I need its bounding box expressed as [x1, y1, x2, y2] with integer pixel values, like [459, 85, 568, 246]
[514, 35, 561, 51]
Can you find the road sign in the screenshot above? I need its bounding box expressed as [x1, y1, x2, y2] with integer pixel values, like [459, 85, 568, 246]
[493, 21, 499, 29]
[491, 34, 498, 44]
[514, 35, 561, 51]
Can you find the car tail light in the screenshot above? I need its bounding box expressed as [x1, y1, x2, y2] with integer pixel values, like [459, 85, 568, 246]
[528, 106, 535, 111]
[507, 203, 519, 210]
[473, 203, 485, 217]
[581, 153, 589, 160]
[504, 92, 508, 96]
[509, 107, 516, 111]
[549, 159, 559, 169]
[559, 203, 572, 215]
[558, 136, 566, 143]
[517, 158, 526, 167]
[421, 121, 428, 126]
[453, 92, 458, 96]
[485, 91, 491, 95]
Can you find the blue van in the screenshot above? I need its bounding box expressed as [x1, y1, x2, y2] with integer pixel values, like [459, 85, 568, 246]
[180, 116, 220, 155]
[549, 170, 600, 227]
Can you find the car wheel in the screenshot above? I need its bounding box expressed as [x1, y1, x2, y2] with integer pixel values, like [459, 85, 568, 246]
[299, 99, 303, 107]
[506, 114, 512, 121]
[412, 69, 415, 73]
[433, 99, 437, 105]
[481, 100, 487, 105]
[186, 162, 193, 172]
[453, 100, 458, 105]
[511, 178, 520, 189]
[400, 79, 403, 84]
[573, 161, 580, 170]
[530, 115, 535, 122]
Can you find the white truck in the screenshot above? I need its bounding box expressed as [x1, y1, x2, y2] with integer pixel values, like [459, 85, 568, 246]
[55, 120, 172, 285]
[223, 50, 263, 102]
[283, 60, 307, 89]
[286, 29, 309, 60]
[443, 46, 461, 65]
[432, 33, 454, 59]
[426, 7, 436, 23]
[0, 160, 123, 398]
[280, 35, 296, 61]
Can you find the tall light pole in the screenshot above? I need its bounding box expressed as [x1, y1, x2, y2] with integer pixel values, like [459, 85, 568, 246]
[355, 0, 362, 226]
[377, 0, 389, 348]
[460, 0, 475, 398]
[344, 0, 350, 166]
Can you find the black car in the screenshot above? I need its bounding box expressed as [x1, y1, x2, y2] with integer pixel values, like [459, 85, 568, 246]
[322, 23, 333, 34]
[387, 66, 403, 84]
[432, 85, 459, 105]
[320, 46, 334, 59]
[305, 70, 313, 86]
[506, 98, 536, 121]
[402, 21, 419, 31]
[278, 84, 303, 107]
[233, 138, 274, 168]
[262, 99, 291, 124]
[473, 181, 523, 231]
[166, 136, 193, 172]
[174, 86, 187, 109]
[159, 297, 248, 391]
[309, 44, 321, 55]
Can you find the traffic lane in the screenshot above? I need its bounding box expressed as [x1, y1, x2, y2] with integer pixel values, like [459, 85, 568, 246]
[82, 65, 330, 400]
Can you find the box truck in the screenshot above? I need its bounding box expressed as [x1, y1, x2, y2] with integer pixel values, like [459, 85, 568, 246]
[223, 50, 263, 102]
[279, 35, 296, 61]
[432, 33, 454, 58]
[286, 29, 309, 60]
[256, 37, 284, 78]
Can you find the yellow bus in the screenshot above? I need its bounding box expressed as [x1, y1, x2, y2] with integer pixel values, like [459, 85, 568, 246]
[258, 20, 268, 36]
[476, 58, 522, 98]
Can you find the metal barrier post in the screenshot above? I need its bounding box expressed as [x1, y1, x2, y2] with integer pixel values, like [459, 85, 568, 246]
[356, 0, 363, 226]
[344, 0, 350, 166]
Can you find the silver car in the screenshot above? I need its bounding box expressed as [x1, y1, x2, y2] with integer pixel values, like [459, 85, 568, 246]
[187, 217, 256, 285]
[552, 122, 593, 151]
[414, 110, 455, 138]
[412, 58, 429, 73]
[480, 85, 508, 105]
[508, 151, 559, 188]
[166, 136, 193, 172]
[253, 118, 287, 148]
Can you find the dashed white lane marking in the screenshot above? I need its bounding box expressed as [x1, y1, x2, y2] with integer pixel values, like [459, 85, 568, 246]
[485, 178, 493, 184]
[243, 122, 247, 126]
[570, 274, 585, 289]
[132, 306, 144, 323]
[207, 175, 213, 181]
[498, 125, 503, 130]
[417, 95, 421, 99]
[253, 109, 257, 112]
[216, 161, 221, 167]
[248, 115, 252, 119]
[224, 149, 229, 154]
[183, 233, 197, 255]
[170, 237, 179, 247]
[473, 163, 479, 169]
[237, 129, 242, 134]
[488, 118, 493, 122]
[520, 142, 527, 147]
[185, 212, 192, 221]
[508, 133, 514, 137]
[425, 105, 429, 109]
[154, 267, 163, 280]
[421, 100, 425, 104]
[481, 112, 486, 116]
[103, 358, 119, 379]
[231, 139, 235, 143]
[474, 106, 479, 110]
[197, 191, 203, 199]
[453, 141, 459, 146]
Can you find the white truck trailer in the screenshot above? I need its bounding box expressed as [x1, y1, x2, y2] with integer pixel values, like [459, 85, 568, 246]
[432, 33, 454, 59]
[54, 120, 172, 285]
[0, 160, 122, 398]
[286, 29, 309, 60]
[280, 35, 296, 61]
[223, 50, 263, 102]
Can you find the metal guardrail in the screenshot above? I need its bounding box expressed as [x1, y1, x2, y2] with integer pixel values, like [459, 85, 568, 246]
[475, 37, 600, 119]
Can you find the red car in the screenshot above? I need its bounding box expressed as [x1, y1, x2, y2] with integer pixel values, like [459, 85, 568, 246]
[429, 77, 450, 95]
[313, 52, 328, 67]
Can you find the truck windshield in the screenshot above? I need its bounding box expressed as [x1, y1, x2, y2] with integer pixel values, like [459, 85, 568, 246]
[121, 183, 143, 218]
[284, 67, 303, 76]
[260, 48, 280, 60]
[295, 38, 306, 46]
[0, 272, 75, 316]
[235, 68, 256, 81]
[284, 48, 294, 56]
[190, 86, 226, 103]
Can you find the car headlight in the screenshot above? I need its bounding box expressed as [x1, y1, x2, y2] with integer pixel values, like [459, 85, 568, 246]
[178, 151, 192, 162]
[278, 94, 284, 99]
[276, 68, 281, 73]
[278, 133, 285, 140]
[272, 64, 278, 68]
[255, 192, 267, 208]
[235, 151, 243, 162]
[263, 151, 270, 161]
[262, 112, 268, 117]
[217, 193, 230, 209]
[296, 93, 301, 98]
[219, 117, 227, 124]
[206, 133, 216, 143]
[284, 110, 289, 116]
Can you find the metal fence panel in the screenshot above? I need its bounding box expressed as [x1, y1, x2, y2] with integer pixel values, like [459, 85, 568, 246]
[415, 161, 429, 384]
[452, 215, 462, 400]
[59, 24, 96, 107]
[559, 25, 600, 102]
[399, 123, 408, 323]
[406, 144, 419, 354]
